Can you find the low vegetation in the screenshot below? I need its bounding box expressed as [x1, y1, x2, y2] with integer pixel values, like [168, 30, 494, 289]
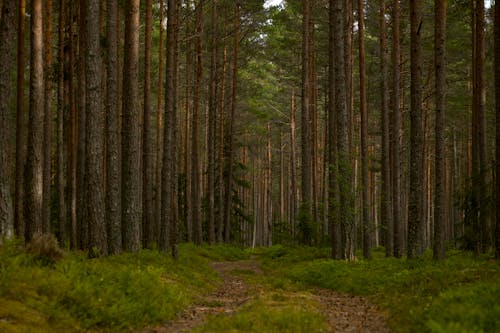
[1, 241, 499, 332]
[258, 245, 500, 333]
[0, 240, 247, 332]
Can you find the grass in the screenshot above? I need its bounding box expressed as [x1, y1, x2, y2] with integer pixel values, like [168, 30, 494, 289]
[0, 240, 248, 332]
[195, 266, 327, 333]
[257, 245, 500, 333]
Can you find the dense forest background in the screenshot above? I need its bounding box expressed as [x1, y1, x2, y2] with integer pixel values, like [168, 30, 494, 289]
[0, 0, 499, 261]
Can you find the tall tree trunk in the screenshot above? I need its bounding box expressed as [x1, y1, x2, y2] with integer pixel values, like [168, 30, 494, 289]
[408, 0, 424, 259]
[0, 0, 17, 239]
[143, 0, 154, 249]
[122, 0, 141, 252]
[106, 0, 121, 254]
[333, 0, 352, 260]
[380, 0, 392, 257]
[77, 0, 87, 250]
[358, 0, 370, 259]
[433, 0, 446, 260]
[217, 46, 227, 243]
[86, 0, 107, 256]
[224, 3, 240, 243]
[25, 0, 45, 241]
[67, 1, 77, 249]
[156, 0, 164, 247]
[56, 0, 65, 245]
[185, 0, 193, 242]
[290, 90, 298, 239]
[42, 0, 53, 234]
[495, 0, 500, 260]
[391, 0, 403, 258]
[15, 0, 27, 239]
[475, 0, 488, 252]
[207, 0, 218, 245]
[301, 0, 313, 226]
[191, 0, 203, 245]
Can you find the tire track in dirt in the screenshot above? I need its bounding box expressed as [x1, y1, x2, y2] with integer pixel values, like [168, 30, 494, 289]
[139, 260, 391, 332]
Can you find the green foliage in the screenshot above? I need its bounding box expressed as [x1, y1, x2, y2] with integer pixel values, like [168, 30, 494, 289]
[257, 246, 500, 333]
[0, 242, 248, 332]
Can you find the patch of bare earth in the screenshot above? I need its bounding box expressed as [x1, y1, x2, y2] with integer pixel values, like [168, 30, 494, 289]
[139, 260, 391, 333]
[139, 261, 259, 333]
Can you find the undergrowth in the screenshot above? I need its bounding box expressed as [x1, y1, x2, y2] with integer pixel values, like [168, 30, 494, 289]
[258, 245, 500, 333]
[0, 240, 248, 332]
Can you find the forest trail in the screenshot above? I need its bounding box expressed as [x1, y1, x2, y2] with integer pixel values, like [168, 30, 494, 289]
[141, 259, 391, 333]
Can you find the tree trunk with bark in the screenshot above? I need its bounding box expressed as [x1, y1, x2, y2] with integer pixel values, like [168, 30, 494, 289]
[380, 0, 392, 257]
[495, 0, 500, 260]
[42, 0, 53, 234]
[122, 0, 141, 252]
[86, 0, 107, 256]
[408, 0, 424, 259]
[434, 0, 447, 260]
[358, 0, 371, 260]
[0, 0, 17, 239]
[143, 0, 154, 249]
[106, 0, 121, 254]
[25, 0, 45, 241]
[391, 0, 403, 258]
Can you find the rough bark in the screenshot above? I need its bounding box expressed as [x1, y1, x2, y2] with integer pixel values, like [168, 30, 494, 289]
[106, 0, 121, 254]
[143, 0, 154, 249]
[122, 0, 141, 252]
[25, 0, 45, 242]
[217, 46, 227, 243]
[86, 0, 107, 256]
[408, 0, 424, 259]
[42, 0, 53, 234]
[391, 0, 403, 258]
[155, 0, 164, 247]
[77, 0, 87, 250]
[301, 0, 313, 223]
[191, 0, 203, 245]
[358, 0, 370, 259]
[207, 0, 218, 245]
[15, 0, 27, 239]
[290, 90, 298, 239]
[380, 0, 392, 257]
[0, 0, 17, 239]
[333, 0, 353, 260]
[433, 0, 446, 260]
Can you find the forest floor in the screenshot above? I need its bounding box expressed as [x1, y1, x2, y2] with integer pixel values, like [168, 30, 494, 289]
[142, 258, 390, 333]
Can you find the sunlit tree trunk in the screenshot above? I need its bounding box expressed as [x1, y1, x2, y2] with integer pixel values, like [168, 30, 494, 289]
[122, 0, 141, 252]
[25, 0, 45, 241]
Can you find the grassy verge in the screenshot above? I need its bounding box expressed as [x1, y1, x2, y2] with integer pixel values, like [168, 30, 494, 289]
[257, 245, 500, 333]
[0, 240, 248, 332]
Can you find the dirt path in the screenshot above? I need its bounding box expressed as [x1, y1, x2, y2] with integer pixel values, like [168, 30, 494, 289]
[140, 260, 390, 333]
